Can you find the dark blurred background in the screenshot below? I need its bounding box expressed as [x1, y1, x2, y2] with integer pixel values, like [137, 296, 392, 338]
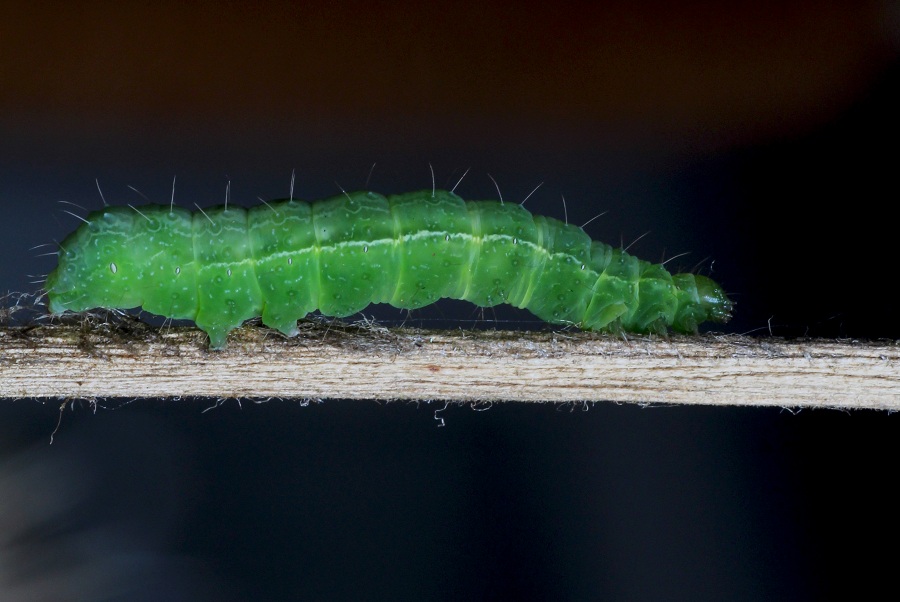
[2, 1, 899, 599]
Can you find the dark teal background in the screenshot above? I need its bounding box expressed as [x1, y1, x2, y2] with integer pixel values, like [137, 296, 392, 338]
[2, 2, 899, 600]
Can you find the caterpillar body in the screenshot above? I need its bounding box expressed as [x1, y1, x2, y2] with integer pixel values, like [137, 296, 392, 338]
[46, 189, 732, 349]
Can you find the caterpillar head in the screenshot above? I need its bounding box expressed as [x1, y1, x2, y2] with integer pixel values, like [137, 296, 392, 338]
[671, 273, 733, 333]
[695, 274, 733, 323]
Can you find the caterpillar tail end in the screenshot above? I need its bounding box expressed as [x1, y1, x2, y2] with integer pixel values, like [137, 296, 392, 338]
[44, 268, 69, 315]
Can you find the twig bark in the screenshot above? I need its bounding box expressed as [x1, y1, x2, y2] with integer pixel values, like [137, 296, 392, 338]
[1, 322, 898, 409]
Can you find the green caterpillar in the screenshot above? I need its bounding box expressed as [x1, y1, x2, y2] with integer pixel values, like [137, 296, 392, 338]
[46, 189, 732, 349]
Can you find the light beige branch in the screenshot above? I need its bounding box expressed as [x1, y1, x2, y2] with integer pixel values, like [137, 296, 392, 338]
[1, 323, 898, 409]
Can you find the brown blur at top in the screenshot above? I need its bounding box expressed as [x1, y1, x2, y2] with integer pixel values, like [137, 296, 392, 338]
[1, 0, 896, 154]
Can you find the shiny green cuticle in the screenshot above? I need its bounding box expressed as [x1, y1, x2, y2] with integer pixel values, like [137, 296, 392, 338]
[46, 190, 733, 349]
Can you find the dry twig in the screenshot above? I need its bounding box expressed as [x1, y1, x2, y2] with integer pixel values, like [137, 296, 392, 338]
[1, 321, 897, 409]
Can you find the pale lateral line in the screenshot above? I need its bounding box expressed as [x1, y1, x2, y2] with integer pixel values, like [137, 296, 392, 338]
[256, 231, 596, 275]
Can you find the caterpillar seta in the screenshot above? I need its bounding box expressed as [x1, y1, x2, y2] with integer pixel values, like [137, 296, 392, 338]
[46, 189, 732, 349]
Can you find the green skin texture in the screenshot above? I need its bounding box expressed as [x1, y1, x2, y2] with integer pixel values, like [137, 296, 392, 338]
[46, 190, 732, 349]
